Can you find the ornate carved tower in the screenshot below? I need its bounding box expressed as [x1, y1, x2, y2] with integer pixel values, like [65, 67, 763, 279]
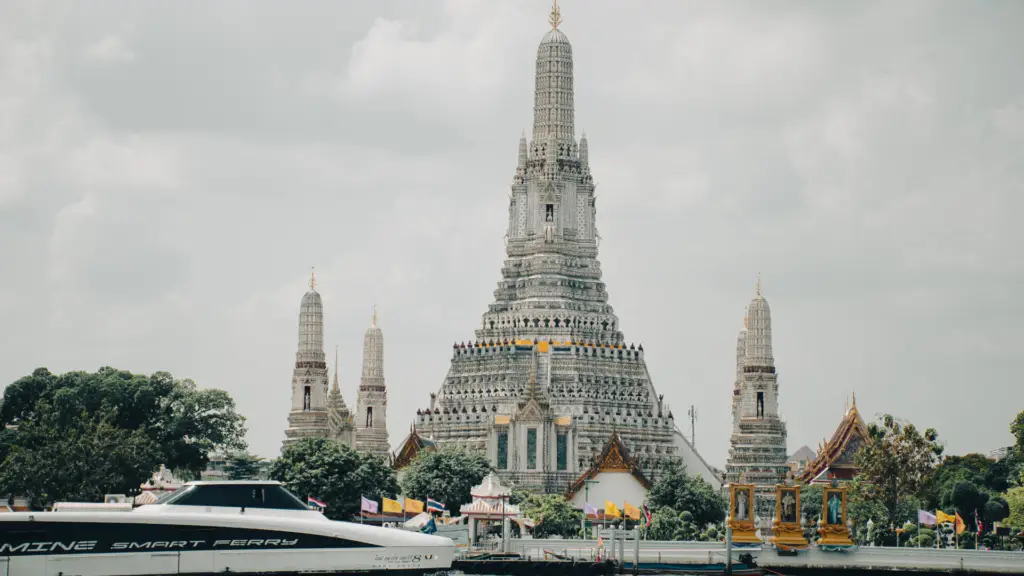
[327, 346, 356, 447]
[283, 270, 330, 448]
[726, 277, 790, 514]
[406, 2, 721, 493]
[355, 308, 391, 459]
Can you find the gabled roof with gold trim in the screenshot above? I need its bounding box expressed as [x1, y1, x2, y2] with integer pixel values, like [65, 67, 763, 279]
[392, 427, 437, 470]
[565, 431, 650, 498]
[797, 395, 870, 484]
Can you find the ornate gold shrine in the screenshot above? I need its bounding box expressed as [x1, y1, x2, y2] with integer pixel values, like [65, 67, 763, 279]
[727, 483, 759, 544]
[818, 486, 854, 547]
[770, 485, 807, 548]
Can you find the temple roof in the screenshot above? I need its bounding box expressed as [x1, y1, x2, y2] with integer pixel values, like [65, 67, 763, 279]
[471, 471, 512, 499]
[392, 427, 437, 470]
[565, 431, 650, 498]
[796, 395, 869, 484]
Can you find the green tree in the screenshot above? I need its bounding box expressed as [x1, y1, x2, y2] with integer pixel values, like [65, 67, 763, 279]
[518, 494, 581, 538]
[400, 447, 490, 511]
[646, 461, 726, 527]
[0, 367, 247, 504]
[855, 414, 942, 527]
[1005, 487, 1024, 530]
[225, 452, 264, 480]
[268, 437, 397, 520]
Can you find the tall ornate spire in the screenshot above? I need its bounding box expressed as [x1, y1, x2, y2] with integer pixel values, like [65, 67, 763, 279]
[745, 275, 774, 369]
[356, 307, 390, 459]
[533, 1, 574, 142]
[361, 308, 384, 381]
[549, 0, 562, 29]
[332, 345, 340, 393]
[284, 273, 330, 449]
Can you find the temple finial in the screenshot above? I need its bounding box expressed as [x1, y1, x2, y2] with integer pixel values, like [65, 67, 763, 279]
[549, 0, 562, 30]
[851, 391, 857, 410]
[743, 306, 748, 329]
[332, 345, 340, 392]
[755, 272, 761, 296]
[372, 304, 378, 327]
[310, 267, 316, 290]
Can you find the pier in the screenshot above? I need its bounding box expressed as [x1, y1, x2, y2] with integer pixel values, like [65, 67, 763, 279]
[507, 538, 1024, 575]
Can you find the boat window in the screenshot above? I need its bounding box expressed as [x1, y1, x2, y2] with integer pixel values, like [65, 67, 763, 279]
[157, 485, 309, 510]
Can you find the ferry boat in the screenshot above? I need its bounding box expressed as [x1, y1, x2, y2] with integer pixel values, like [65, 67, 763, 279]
[0, 480, 454, 575]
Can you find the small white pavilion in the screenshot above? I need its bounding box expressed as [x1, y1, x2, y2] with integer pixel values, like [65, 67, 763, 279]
[459, 472, 528, 545]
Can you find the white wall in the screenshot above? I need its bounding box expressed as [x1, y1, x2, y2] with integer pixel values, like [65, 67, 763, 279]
[569, 471, 648, 510]
[673, 430, 723, 489]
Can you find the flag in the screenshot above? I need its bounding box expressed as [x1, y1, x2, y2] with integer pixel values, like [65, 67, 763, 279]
[361, 496, 378, 514]
[624, 502, 641, 521]
[583, 502, 598, 517]
[974, 509, 983, 534]
[936, 510, 955, 525]
[642, 504, 653, 527]
[426, 498, 445, 513]
[918, 510, 937, 526]
[955, 512, 965, 534]
[605, 501, 622, 518]
[405, 498, 425, 513]
[307, 496, 327, 510]
[421, 516, 437, 534]
[383, 498, 402, 514]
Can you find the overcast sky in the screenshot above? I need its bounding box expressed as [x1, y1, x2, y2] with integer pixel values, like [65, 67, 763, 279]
[2, 0, 1022, 467]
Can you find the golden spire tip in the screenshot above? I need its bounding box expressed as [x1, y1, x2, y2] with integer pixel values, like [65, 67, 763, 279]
[755, 272, 761, 296]
[549, 0, 562, 30]
[310, 266, 316, 290]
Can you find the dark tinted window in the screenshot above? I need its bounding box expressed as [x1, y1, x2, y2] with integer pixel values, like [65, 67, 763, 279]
[160, 485, 309, 510]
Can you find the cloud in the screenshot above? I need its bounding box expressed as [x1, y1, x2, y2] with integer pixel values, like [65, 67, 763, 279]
[83, 35, 135, 63]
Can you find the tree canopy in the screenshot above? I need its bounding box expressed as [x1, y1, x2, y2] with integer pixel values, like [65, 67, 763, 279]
[855, 414, 942, 527]
[225, 452, 264, 480]
[645, 460, 726, 527]
[0, 367, 247, 505]
[399, 446, 490, 511]
[268, 437, 397, 521]
[518, 493, 581, 538]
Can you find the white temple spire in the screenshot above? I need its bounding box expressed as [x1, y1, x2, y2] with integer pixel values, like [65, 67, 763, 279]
[356, 307, 390, 459]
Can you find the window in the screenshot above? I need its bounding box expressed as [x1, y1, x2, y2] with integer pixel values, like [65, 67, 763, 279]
[556, 433, 567, 471]
[159, 485, 308, 510]
[527, 428, 537, 470]
[546, 204, 554, 220]
[756, 391, 764, 418]
[303, 386, 311, 410]
[497, 432, 508, 470]
[366, 407, 373, 428]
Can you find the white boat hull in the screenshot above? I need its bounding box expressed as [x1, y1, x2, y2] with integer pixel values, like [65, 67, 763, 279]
[0, 510, 454, 575]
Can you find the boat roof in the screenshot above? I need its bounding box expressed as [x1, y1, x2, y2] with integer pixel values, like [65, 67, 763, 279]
[183, 480, 283, 486]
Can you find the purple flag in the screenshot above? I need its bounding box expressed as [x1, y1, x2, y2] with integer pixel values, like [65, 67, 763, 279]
[918, 510, 937, 526]
[584, 503, 598, 517]
[361, 496, 378, 514]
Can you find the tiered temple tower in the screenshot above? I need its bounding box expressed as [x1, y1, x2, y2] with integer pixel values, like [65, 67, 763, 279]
[283, 270, 331, 448]
[406, 3, 719, 493]
[355, 308, 391, 459]
[725, 277, 790, 513]
[327, 346, 356, 447]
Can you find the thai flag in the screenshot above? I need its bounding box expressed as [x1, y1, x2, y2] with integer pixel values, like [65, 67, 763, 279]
[426, 498, 445, 513]
[642, 504, 653, 527]
[307, 496, 327, 510]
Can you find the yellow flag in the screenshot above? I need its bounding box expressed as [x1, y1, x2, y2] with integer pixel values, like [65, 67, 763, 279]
[624, 502, 641, 521]
[382, 498, 402, 514]
[605, 501, 622, 518]
[405, 498, 425, 513]
[955, 512, 966, 534]
[936, 510, 955, 524]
